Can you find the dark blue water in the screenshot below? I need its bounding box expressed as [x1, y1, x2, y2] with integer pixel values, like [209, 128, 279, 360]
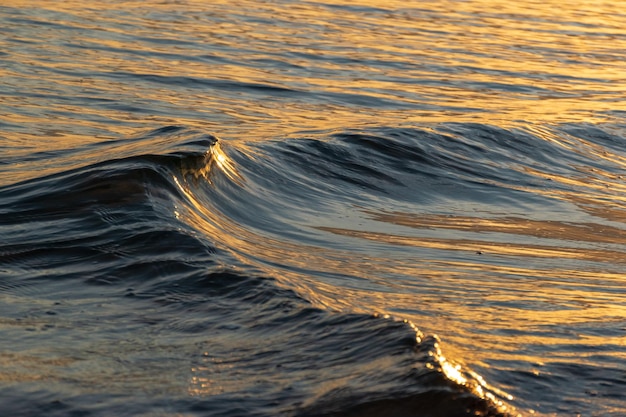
[2, 2, 626, 416]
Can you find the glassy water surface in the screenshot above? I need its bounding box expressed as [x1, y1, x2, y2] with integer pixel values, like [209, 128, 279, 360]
[1, 1, 625, 416]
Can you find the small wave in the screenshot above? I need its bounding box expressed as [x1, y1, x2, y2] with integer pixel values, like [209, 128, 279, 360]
[0, 125, 524, 416]
[4, 123, 625, 416]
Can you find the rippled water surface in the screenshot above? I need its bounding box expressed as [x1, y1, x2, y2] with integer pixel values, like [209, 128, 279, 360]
[1, 1, 626, 416]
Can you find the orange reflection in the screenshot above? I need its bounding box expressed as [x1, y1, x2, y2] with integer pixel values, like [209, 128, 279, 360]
[3, 0, 625, 156]
[317, 225, 626, 264]
[366, 210, 626, 246]
[4, 2, 626, 414]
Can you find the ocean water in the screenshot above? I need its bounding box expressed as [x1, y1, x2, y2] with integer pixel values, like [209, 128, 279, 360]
[1, 1, 625, 416]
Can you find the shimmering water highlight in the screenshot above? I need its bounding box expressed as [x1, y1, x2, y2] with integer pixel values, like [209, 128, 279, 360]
[1, 1, 626, 416]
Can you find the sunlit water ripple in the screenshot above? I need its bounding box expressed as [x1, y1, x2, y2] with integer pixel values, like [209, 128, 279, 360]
[1, 1, 625, 416]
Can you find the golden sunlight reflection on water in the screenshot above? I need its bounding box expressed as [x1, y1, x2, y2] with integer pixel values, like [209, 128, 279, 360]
[177, 146, 626, 404]
[2, 0, 625, 150]
[175, 138, 625, 416]
[3, 0, 626, 414]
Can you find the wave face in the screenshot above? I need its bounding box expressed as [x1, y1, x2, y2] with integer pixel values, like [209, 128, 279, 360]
[2, 1, 626, 416]
[2, 124, 625, 417]
[0, 126, 516, 417]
